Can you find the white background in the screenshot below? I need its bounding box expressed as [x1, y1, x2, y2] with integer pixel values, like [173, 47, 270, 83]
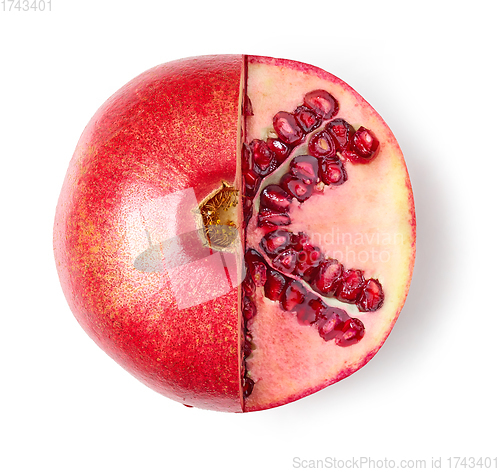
[1, 1, 498, 471]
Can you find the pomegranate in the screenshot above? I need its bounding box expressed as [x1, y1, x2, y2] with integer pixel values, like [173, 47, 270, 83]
[54, 55, 416, 412]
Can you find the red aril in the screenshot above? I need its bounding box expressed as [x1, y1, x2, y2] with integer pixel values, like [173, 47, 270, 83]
[249, 139, 278, 176]
[280, 173, 314, 203]
[357, 278, 385, 312]
[317, 307, 349, 342]
[336, 269, 366, 303]
[308, 130, 337, 158]
[257, 208, 291, 228]
[319, 157, 348, 186]
[260, 229, 292, 257]
[272, 248, 298, 274]
[259, 185, 292, 213]
[266, 138, 290, 164]
[344, 126, 380, 163]
[325, 118, 355, 151]
[54, 55, 415, 412]
[289, 155, 320, 185]
[281, 280, 307, 312]
[264, 269, 287, 301]
[311, 259, 344, 296]
[272, 111, 304, 145]
[294, 105, 322, 133]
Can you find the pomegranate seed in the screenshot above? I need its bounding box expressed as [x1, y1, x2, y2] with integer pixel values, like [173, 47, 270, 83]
[260, 229, 292, 257]
[242, 377, 255, 398]
[317, 307, 349, 341]
[294, 246, 323, 279]
[296, 305, 314, 326]
[296, 297, 326, 326]
[243, 95, 254, 116]
[242, 296, 256, 321]
[303, 90, 339, 120]
[294, 105, 321, 133]
[319, 157, 348, 186]
[357, 278, 384, 312]
[242, 273, 256, 297]
[241, 143, 252, 173]
[245, 249, 268, 287]
[290, 231, 309, 251]
[296, 307, 315, 325]
[242, 196, 253, 225]
[336, 318, 365, 346]
[257, 209, 291, 228]
[260, 185, 292, 213]
[250, 139, 278, 176]
[280, 173, 313, 202]
[347, 127, 379, 162]
[336, 269, 365, 303]
[273, 111, 304, 145]
[308, 130, 337, 158]
[281, 280, 306, 312]
[325, 118, 354, 151]
[243, 338, 253, 357]
[264, 269, 288, 301]
[266, 138, 290, 164]
[273, 248, 298, 274]
[311, 259, 343, 296]
[243, 169, 262, 198]
[289, 155, 319, 185]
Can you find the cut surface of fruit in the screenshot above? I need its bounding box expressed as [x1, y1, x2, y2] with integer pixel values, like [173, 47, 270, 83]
[243, 56, 415, 411]
[54, 54, 415, 413]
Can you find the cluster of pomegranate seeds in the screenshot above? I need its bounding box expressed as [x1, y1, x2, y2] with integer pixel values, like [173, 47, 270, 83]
[240, 249, 269, 398]
[242, 90, 337, 190]
[257, 152, 346, 227]
[243, 90, 378, 201]
[260, 229, 384, 312]
[243, 248, 365, 345]
[240, 90, 383, 394]
[308, 119, 380, 167]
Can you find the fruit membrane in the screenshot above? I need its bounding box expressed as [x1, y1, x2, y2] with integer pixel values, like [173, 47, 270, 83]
[54, 55, 416, 412]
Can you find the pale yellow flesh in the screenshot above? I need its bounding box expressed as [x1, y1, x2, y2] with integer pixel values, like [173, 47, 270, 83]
[244, 57, 415, 411]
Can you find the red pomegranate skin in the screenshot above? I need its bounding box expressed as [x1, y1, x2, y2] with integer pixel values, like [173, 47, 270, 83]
[54, 56, 244, 411]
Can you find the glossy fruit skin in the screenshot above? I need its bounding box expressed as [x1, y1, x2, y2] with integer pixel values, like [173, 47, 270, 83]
[54, 56, 244, 412]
